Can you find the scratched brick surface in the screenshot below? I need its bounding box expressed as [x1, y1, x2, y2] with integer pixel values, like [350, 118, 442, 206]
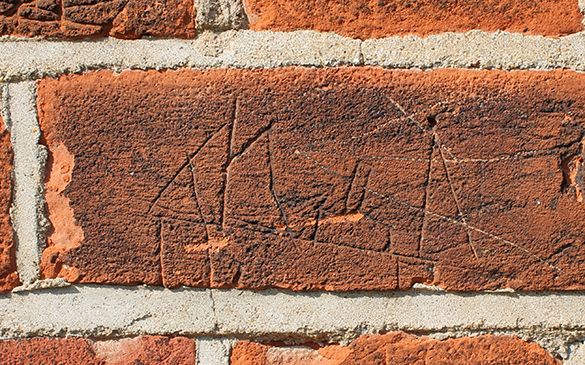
[0, 114, 19, 293]
[0, 336, 196, 364]
[230, 332, 559, 364]
[0, 0, 195, 38]
[38, 68, 585, 291]
[244, 0, 583, 38]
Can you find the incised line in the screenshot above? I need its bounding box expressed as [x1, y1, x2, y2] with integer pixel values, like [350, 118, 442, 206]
[418, 136, 434, 257]
[295, 149, 561, 272]
[267, 131, 291, 233]
[434, 132, 479, 261]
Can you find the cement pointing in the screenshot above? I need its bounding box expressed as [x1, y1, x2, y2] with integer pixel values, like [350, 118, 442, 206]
[0, 286, 584, 358]
[6, 31, 585, 81]
[0, 286, 215, 338]
[6, 82, 46, 286]
[196, 338, 233, 365]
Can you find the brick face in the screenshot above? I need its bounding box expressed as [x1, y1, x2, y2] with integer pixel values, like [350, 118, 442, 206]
[0, 336, 196, 364]
[38, 68, 585, 291]
[1, 0, 582, 39]
[0, 114, 19, 293]
[244, 0, 583, 38]
[230, 333, 560, 365]
[0, 0, 195, 39]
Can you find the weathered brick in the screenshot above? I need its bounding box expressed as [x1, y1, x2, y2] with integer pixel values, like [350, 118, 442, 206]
[0, 114, 19, 293]
[243, 0, 583, 38]
[230, 333, 559, 364]
[0, 335, 196, 364]
[38, 68, 585, 291]
[0, 0, 195, 38]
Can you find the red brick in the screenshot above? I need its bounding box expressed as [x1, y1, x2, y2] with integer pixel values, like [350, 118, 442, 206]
[0, 0, 195, 39]
[0, 335, 196, 365]
[0, 114, 19, 293]
[243, 0, 583, 38]
[230, 333, 559, 365]
[38, 68, 585, 291]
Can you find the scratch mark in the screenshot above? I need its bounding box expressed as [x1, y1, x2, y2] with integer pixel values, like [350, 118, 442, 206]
[227, 117, 276, 168]
[384, 96, 426, 132]
[221, 99, 238, 227]
[147, 156, 190, 215]
[187, 153, 210, 241]
[268, 131, 291, 233]
[234, 220, 397, 255]
[393, 252, 440, 263]
[434, 132, 539, 246]
[295, 149, 562, 272]
[435, 132, 479, 261]
[147, 124, 227, 215]
[310, 204, 323, 243]
[418, 136, 434, 256]
[344, 161, 359, 213]
[291, 147, 567, 166]
[385, 97, 551, 267]
[230, 98, 238, 159]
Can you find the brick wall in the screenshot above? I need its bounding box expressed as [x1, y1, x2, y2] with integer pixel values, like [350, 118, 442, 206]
[1, 0, 585, 364]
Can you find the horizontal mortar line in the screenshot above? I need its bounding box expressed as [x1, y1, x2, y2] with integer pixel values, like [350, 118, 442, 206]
[2, 284, 585, 340]
[2, 30, 585, 81]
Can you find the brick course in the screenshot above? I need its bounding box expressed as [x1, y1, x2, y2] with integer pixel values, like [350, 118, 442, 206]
[231, 332, 560, 364]
[244, 0, 583, 38]
[0, 336, 196, 364]
[37, 67, 585, 291]
[1, 0, 582, 39]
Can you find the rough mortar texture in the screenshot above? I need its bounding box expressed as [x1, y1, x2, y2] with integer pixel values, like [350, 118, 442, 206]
[8, 31, 585, 82]
[0, 285, 215, 338]
[196, 338, 233, 365]
[38, 67, 585, 291]
[7, 82, 45, 287]
[231, 333, 559, 364]
[2, 286, 585, 359]
[0, 335, 196, 364]
[243, 0, 583, 38]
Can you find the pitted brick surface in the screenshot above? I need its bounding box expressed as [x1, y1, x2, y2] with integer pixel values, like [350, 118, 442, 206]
[0, 336, 196, 364]
[243, 0, 583, 38]
[38, 68, 585, 291]
[230, 332, 559, 364]
[0, 115, 19, 293]
[0, 0, 195, 38]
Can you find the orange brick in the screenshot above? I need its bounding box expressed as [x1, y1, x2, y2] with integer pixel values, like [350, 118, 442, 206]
[38, 68, 585, 291]
[244, 0, 583, 38]
[0, 336, 196, 365]
[231, 333, 560, 365]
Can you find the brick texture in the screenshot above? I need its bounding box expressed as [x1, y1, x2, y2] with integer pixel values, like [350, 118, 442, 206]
[38, 68, 585, 291]
[0, 335, 196, 364]
[244, 0, 584, 38]
[0, 0, 195, 39]
[0, 114, 19, 293]
[230, 332, 559, 364]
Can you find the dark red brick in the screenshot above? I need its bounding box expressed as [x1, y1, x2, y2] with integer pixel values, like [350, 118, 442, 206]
[230, 333, 559, 365]
[244, 0, 583, 38]
[0, 0, 195, 38]
[0, 336, 195, 365]
[0, 114, 19, 293]
[38, 68, 585, 291]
